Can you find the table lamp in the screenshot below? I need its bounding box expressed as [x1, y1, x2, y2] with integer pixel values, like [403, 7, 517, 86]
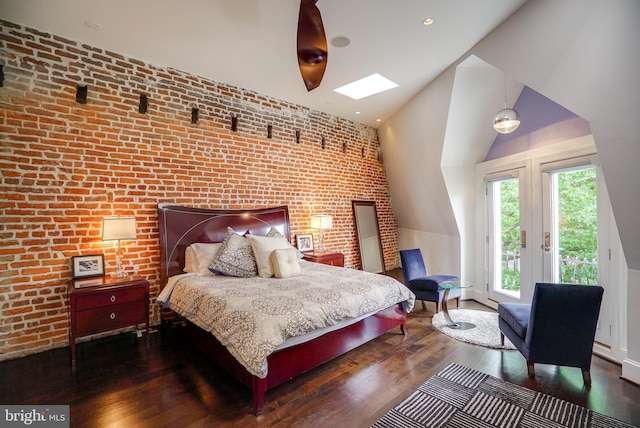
[310, 214, 333, 253]
[102, 217, 137, 277]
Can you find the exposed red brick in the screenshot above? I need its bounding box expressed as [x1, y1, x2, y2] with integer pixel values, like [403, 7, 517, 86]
[0, 19, 400, 362]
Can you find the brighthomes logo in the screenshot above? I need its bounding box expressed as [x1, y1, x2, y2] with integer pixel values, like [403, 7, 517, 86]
[4, 409, 47, 425]
[2, 406, 68, 426]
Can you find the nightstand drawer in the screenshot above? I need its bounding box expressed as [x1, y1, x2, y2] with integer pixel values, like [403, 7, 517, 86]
[74, 287, 146, 311]
[321, 254, 344, 266]
[75, 301, 146, 337]
[303, 252, 345, 267]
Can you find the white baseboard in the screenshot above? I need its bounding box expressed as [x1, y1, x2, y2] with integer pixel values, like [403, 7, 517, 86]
[622, 358, 640, 386]
[461, 289, 485, 303]
[593, 343, 615, 362]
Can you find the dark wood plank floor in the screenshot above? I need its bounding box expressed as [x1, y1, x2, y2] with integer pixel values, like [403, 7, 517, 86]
[2, 300, 640, 427]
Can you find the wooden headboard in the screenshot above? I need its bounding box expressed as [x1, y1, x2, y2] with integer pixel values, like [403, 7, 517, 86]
[157, 204, 290, 287]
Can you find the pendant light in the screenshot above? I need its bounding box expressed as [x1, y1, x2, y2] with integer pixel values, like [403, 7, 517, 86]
[493, 73, 520, 134]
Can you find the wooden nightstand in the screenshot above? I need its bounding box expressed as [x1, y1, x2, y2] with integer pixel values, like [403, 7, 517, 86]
[68, 275, 149, 365]
[302, 251, 345, 267]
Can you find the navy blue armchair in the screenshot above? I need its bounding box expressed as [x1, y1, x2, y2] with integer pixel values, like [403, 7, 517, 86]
[498, 282, 604, 385]
[399, 248, 460, 312]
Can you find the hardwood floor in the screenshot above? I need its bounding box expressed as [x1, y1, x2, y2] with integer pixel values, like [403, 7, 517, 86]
[2, 300, 640, 427]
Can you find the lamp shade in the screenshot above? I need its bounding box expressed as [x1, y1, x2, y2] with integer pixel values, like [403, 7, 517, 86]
[102, 217, 137, 241]
[310, 214, 333, 230]
[493, 107, 521, 134]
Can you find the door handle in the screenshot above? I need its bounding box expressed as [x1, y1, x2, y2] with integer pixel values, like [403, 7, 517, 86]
[541, 232, 551, 251]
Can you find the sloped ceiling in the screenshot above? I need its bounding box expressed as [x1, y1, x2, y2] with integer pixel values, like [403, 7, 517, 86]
[0, 0, 527, 128]
[381, 0, 640, 272]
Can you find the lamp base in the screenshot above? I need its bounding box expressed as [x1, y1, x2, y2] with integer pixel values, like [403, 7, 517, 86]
[317, 231, 326, 253]
[112, 248, 127, 278]
[111, 269, 128, 279]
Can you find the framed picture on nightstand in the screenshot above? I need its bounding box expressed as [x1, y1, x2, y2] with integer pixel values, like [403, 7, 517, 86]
[71, 254, 105, 279]
[296, 234, 314, 252]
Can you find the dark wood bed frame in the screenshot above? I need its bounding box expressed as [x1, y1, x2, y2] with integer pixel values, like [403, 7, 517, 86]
[157, 204, 407, 415]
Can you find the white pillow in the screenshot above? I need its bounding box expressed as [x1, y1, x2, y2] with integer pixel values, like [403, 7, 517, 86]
[246, 234, 297, 278]
[184, 246, 196, 273]
[266, 227, 304, 259]
[188, 242, 222, 275]
[270, 248, 301, 278]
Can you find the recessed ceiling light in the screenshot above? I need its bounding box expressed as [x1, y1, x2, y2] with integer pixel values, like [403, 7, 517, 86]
[84, 21, 103, 30]
[423, 18, 434, 26]
[331, 36, 351, 48]
[334, 73, 399, 100]
[355, 111, 361, 115]
[376, 119, 381, 122]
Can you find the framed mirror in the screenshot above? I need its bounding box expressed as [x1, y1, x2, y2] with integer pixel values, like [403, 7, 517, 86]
[352, 200, 385, 273]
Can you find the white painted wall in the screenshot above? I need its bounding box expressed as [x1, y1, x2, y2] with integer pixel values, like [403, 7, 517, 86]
[624, 269, 640, 384]
[397, 228, 460, 276]
[379, 68, 458, 238]
[380, 0, 640, 383]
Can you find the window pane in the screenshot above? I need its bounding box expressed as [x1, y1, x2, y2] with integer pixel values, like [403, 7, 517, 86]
[555, 167, 598, 284]
[499, 178, 521, 292]
[489, 178, 521, 296]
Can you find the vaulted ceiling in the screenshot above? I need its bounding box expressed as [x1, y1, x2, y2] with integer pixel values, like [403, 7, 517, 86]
[0, 0, 526, 128]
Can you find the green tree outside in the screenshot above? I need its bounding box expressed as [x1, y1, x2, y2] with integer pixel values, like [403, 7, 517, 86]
[499, 167, 597, 290]
[556, 167, 598, 284]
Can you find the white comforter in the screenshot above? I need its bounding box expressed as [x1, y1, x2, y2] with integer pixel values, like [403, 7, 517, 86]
[157, 261, 415, 378]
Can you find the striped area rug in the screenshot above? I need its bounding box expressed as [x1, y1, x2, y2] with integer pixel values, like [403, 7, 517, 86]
[372, 363, 635, 428]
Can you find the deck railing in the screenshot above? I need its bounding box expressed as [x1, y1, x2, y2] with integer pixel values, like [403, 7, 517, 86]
[558, 255, 598, 285]
[501, 252, 598, 290]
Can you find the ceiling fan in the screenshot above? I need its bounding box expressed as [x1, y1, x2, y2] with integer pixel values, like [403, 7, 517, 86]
[297, 0, 328, 91]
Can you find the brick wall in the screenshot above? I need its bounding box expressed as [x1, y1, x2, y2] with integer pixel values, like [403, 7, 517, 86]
[0, 20, 400, 361]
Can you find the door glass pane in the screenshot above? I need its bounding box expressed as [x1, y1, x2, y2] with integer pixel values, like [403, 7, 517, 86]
[489, 178, 521, 296]
[552, 167, 598, 284]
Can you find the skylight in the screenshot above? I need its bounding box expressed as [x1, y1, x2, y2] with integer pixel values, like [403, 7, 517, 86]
[333, 73, 398, 100]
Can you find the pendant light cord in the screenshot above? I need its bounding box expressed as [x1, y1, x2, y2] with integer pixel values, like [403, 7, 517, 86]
[503, 72, 508, 109]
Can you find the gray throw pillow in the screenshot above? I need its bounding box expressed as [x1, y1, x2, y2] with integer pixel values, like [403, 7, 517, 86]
[208, 227, 258, 277]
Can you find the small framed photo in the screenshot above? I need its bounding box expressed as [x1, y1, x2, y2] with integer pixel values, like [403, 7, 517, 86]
[296, 234, 314, 252]
[71, 254, 105, 279]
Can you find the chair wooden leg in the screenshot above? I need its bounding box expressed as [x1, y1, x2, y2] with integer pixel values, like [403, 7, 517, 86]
[435, 301, 439, 313]
[527, 362, 535, 378]
[500, 333, 505, 346]
[582, 369, 592, 386]
[421, 300, 427, 311]
[455, 297, 460, 308]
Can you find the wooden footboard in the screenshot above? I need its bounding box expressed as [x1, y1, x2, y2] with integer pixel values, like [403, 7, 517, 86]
[180, 303, 407, 414]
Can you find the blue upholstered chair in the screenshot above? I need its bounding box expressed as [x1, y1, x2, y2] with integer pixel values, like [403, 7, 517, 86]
[399, 248, 460, 312]
[498, 282, 604, 385]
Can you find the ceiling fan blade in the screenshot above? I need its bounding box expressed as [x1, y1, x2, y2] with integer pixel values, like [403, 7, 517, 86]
[297, 0, 328, 92]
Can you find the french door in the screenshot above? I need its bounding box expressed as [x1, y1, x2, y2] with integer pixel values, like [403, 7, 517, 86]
[482, 147, 617, 350]
[541, 157, 612, 346]
[541, 161, 598, 284]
